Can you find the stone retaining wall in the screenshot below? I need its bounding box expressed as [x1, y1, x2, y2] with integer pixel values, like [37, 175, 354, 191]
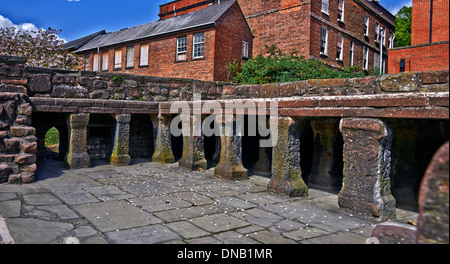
[2, 55, 448, 103]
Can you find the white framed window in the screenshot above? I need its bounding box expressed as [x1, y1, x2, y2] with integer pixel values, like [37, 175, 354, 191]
[374, 52, 380, 69]
[363, 46, 369, 70]
[375, 22, 380, 42]
[320, 27, 328, 55]
[349, 41, 354, 66]
[364, 15, 369, 36]
[93, 53, 99, 72]
[382, 27, 386, 46]
[336, 35, 344, 61]
[140, 44, 149, 66]
[321, 0, 329, 14]
[84, 54, 90, 71]
[126, 46, 134, 68]
[177, 36, 187, 61]
[114, 49, 122, 69]
[388, 31, 394, 49]
[337, 0, 345, 21]
[193, 33, 204, 59]
[101, 51, 109, 71]
[242, 41, 249, 58]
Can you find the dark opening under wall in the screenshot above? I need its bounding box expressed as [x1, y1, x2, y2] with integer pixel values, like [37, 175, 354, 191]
[203, 114, 220, 169]
[87, 114, 113, 161]
[388, 119, 450, 209]
[129, 114, 154, 158]
[171, 114, 183, 162]
[298, 118, 314, 186]
[242, 115, 261, 173]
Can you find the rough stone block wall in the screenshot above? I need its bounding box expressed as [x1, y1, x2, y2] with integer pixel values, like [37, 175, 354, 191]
[0, 56, 37, 184]
[87, 137, 110, 160]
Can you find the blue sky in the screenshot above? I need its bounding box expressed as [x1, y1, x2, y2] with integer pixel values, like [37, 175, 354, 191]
[0, 0, 412, 42]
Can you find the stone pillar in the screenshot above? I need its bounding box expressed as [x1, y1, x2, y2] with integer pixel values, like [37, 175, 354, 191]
[339, 118, 396, 219]
[151, 114, 175, 164]
[110, 114, 131, 166]
[269, 117, 308, 197]
[309, 118, 342, 190]
[214, 114, 247, 180]
[178, 114, 207, 171]
[417, 141, 449, 244]
[65, 113, 90, 169]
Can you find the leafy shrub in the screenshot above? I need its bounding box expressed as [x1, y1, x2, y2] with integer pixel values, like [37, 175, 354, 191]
[231, 45, 374, 84]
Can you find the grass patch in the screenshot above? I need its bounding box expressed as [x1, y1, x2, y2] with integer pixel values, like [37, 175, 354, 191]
[45, 127, 59, 146]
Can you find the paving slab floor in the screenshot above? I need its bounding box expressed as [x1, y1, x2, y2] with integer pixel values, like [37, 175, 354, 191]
[0, 159, 418, 244]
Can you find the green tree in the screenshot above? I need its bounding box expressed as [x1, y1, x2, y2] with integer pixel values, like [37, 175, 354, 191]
[394, 6, 412, 47]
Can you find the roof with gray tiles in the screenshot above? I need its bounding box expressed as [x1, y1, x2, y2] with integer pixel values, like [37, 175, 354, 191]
[72, 0, 235, 53]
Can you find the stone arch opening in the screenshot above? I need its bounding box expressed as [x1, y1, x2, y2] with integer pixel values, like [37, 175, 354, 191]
[32, 112, 69, 162]
[44, 127, 60, 160]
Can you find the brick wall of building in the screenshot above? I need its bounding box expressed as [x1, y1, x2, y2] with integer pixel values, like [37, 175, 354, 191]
[237, 0, 311, 56]
[238, 0, 395, 72]
[214, 1, 254, 81]
[81, 28, 217, 82]
[412, 0, 449, 45]
[388, 0, 449, 74]
[388, 42, 449, 74]
[431, 0, 450, 43]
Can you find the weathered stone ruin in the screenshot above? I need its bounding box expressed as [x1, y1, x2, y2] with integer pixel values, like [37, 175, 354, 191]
[0, 55, 448, 243]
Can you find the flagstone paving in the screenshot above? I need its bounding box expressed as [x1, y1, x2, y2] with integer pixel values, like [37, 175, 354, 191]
[0, 159, 418, 244]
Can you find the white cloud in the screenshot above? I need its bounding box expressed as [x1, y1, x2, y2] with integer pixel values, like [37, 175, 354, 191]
[0, 14, 66, 43]
[0, 14, 39, 32]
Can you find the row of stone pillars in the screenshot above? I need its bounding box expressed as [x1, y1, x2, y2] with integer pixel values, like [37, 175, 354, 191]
[65, 113, 131, 168]
[64, 112, 397, 219]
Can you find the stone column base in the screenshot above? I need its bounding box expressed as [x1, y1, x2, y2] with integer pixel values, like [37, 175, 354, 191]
[110, 114, 131, 166]
[214, 115, 247, 181]
[338, 118, 396, 219]
[151, 114, 175, 164]
[65, 113, 90, 169]
[269, 117, 308, 197]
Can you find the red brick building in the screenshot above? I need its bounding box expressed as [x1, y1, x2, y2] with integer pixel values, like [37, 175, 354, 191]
[237, 0, 396, 72]
[388, 0, 449, 74]
[65, 0, 253, 82]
